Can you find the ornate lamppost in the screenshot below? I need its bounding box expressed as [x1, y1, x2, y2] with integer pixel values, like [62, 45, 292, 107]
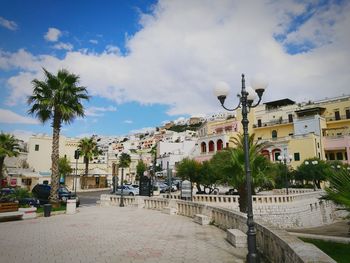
[214, 74, 267, 263]
[74, 149, 80, 197]
[277, 154, 293, 195]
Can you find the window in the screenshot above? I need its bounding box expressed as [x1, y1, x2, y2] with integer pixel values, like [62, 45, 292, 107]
[345, 152, 348, 160]
[288, 114, 293, 123]
[346, 109, 350, 119]
[257, 137, 262, 140]
[272, 130, 277, 139]
[334, 111, 340, 120]
[336, 152, 343, 160]
[294, 152, 300, 161]
[329, 153, 335, 160]
[35, 144, 39, 151]
[257, 119, 262, 127]
[317, 143, 320, 149]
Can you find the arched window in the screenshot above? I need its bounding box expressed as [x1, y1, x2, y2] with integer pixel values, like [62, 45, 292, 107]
[272, 130, 278, 139]
[201, 142, 207, 153]
[217, 139, 223, 151]
[209, 141, 215, 152]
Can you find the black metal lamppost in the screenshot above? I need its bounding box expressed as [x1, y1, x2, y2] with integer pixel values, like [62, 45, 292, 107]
[278, 154, 292, 195]
[214, 74, 267, 263]
[120, 167, 125, 207]
[74, 149, 80, 197]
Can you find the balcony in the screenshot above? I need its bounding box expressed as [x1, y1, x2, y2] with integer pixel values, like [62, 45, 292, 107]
[323, 135, 350, 150]
[325, 114, 350, 122]
[253, 118, 293, 129]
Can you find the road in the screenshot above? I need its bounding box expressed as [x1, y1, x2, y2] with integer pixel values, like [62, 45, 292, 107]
[77, 189, 110, 206]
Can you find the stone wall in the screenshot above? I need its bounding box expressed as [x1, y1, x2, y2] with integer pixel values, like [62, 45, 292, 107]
[162, 190, 337, 228]
[100, 196, 335, 263]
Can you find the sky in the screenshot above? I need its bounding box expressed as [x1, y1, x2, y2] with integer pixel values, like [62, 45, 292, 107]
[0, 0, 349, 141]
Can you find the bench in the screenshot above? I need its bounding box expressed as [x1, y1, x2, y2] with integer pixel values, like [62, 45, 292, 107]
[194, 214, 210, 225]
[0, 202, 23, 221]
[227, 229, 247, 248]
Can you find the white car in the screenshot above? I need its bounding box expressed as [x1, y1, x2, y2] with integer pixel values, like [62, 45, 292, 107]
[115, 185, 139, 196]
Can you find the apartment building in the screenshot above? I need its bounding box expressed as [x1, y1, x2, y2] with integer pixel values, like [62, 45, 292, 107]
[244, 95, 350, 168]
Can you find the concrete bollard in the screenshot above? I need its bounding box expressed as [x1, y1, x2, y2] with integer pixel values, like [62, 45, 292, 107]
[66, 199, 77, 214]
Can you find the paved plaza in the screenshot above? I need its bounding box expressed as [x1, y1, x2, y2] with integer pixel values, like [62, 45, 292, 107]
[0, 206, 246, 263]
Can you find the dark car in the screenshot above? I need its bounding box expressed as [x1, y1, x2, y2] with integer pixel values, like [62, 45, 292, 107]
[32, 184, 80, 207]
[0, 187, 40, 207]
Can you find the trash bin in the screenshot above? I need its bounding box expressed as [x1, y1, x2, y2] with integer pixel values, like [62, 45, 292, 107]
[43, 204, 52, 217]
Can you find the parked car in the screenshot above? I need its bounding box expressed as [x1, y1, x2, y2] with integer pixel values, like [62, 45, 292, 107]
[0, 187, 40, 207]
[225, 188, 239, 195]
[31, 184, 80, 207]
[114, 185, 139, 196]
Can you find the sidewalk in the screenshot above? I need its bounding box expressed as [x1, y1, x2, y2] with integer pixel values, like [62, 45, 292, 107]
[0, 206, 246, 263]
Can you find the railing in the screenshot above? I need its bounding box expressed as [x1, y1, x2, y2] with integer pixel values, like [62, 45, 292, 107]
[139, 198, 335, 263]
[326, 115, 350, 122]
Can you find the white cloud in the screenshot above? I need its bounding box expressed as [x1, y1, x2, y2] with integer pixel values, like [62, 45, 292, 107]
[89, 39, 98, 44]
[52, 42, 73, 51]
[2, 0, 350, 116]
[85, 105, 117, 117]
[124, 120, 133, 124]
[0, 16, 18, 31]
[130, 127, 155, 134]
[44, 27, 62, 42]
[11, 130, 35, 142]
[0, 109, 39, 124]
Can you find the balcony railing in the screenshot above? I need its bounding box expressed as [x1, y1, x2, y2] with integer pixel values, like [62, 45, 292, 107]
[253, 118, 292, 128]
[325, 115, 350, 122]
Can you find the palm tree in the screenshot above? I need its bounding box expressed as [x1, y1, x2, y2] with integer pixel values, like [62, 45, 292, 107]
[0, 133, 19, 188]
[78, 137, 100, 188]
[28, 68, 89, 202]
[212, 133, 273, 212]
[118, 153, 131, 207]
[323, 169, 350, 234]
[119, 153, 131, 176]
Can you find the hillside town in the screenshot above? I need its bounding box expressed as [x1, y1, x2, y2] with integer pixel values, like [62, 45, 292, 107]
[3, 94, 349, 193]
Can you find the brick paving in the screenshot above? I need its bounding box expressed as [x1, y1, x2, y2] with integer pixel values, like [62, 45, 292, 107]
[0, 206, 246, 263]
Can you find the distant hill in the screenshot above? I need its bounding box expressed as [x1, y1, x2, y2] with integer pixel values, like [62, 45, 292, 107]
[167, 122, 202, 132]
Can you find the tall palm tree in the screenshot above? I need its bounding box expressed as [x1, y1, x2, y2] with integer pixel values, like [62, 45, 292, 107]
[0, 133, 19, 188]
[78, 137, 100, 188]
[229, 133, 273, 212]
[118, 152, 131, 207]
[28, 68, 89, 202]
[119, 153, 131, 175]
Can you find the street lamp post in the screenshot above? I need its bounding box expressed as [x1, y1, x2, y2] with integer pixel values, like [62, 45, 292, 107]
[74, 149, 80, 197]
[214, 74, 267, 263]
[120, 167, 125, 207]
[304, 160, 318, 191]
[277, 154, 292, 195]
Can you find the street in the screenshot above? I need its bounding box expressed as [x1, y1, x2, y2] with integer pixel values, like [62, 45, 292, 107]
[77, 189, 110, 206]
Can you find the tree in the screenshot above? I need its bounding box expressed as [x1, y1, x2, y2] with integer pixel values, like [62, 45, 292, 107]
[58, 156, 72, 184]
[211, 133, 274, 212]
[296, 158, 331, 189]
[119, 153, 131, 183]
[78, 137, 100, 177]
[322, 169, 350, 233]
[176, 158, 202, 192]
[28, 68, 89, 202]
[136, 160, 147, 181]
[0, 133, 19, 188]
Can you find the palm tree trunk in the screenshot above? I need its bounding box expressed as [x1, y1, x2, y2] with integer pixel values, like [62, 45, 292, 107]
[49, 115, 60, 203]
[0, 156, 5, 189]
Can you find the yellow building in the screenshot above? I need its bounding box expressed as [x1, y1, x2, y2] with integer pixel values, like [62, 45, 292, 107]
[235, 95, 350, 168]
[27, 134, 109, 190]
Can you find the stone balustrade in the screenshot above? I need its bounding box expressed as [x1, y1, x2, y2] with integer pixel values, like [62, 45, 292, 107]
[100, 194, 136, 207]
[100, 196, 335, 262]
